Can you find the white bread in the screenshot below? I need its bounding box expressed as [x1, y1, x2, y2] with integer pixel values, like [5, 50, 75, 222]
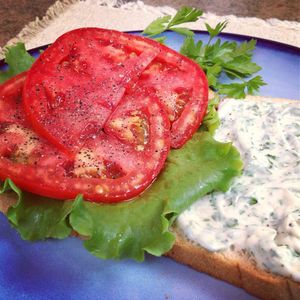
[0, 95, 299, 300]
[167, 96, 300, 300]
[167, 228, 300, 300]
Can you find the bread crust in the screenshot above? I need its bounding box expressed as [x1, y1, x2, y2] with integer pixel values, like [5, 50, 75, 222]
[167, 230, 300, 300]
[0, 192, 16, 214]
[232, 95, 298, 104]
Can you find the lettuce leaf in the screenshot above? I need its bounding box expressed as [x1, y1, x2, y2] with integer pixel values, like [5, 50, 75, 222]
[0, 43, 35, 83]
[1, 179, 73, 240]
[70, 195, 174, 261]
[0, 132, 243, 261]
[164, 132, 242, 214]
[200, 93, 220, 134]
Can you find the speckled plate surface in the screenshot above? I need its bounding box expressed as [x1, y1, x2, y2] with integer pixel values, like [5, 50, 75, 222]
[0, 31, 299, 300]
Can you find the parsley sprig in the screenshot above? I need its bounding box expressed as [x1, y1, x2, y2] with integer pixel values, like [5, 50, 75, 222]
[143, 7, 266, 99]
[142, 7, 203, 42]
[181, 31, 266, 98]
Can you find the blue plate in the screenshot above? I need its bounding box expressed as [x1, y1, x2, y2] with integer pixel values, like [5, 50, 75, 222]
[0, 31, 299, 300]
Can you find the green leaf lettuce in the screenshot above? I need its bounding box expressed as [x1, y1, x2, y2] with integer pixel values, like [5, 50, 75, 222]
[0, 43, 35, 83]
[1, 132, 243, 261]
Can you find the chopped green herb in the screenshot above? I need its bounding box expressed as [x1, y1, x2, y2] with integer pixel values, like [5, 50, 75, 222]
[226, 218, 239, 228]
[249, 197, 258, 205]
[292, 251, 300, 257]
[266, 154, 277, 160]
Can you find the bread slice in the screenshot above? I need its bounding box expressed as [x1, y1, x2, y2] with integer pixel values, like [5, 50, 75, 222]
[167, 229, 300, 300]
[0, 96, 299, 299]
[0, 192, 16, 215]
[167, 96, 300, 300]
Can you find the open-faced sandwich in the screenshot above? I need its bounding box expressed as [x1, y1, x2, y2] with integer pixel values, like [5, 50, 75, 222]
[0, 7, 299, 300]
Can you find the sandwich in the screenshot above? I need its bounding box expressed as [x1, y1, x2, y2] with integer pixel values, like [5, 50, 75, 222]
[0, 7, 299, 300]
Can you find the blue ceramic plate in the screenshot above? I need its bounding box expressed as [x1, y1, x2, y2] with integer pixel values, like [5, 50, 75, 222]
[0, 31, 299, 300]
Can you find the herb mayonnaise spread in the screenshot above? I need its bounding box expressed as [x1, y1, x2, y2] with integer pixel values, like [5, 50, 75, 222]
[176, 98, 300, 281]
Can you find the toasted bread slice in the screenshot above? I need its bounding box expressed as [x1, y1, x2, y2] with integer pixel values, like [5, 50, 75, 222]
[0, 192, 16, 215]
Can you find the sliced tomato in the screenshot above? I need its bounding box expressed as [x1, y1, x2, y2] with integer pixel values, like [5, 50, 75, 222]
[0, 73, 170, 202]
[23, 28, 160, 155]
[136, 39, 208, 148]
[0, 72, 27, 124]
[23, 28, 208, 155]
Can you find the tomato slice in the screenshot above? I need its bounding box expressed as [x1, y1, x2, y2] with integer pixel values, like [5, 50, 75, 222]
[0, 73, 170, 203]
[0, 72, 27, 124]
[136, 39, 208, 148]
[23, 28, 160, 155]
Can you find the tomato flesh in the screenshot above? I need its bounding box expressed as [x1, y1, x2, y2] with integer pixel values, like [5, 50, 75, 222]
[135, 40, 208, 148]
[0, 73, 170, 202]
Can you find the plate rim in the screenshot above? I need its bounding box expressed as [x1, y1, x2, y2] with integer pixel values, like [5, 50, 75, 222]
[0, 30, 299, 70]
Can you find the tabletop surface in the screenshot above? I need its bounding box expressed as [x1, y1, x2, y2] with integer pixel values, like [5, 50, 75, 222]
[0, 0, 299, 47]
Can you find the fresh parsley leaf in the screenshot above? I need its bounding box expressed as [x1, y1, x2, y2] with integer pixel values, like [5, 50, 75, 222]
[205, 21, 228, 42]
[179, 22, 266, 98]
[0, 43, 35, 83]
[217, 82, 247, 98]
[224, 57, 261, 76]
[201, 39, 236, 65]
[142, 7, 266, 98]
[153, 36, 167, 44]
[217, 75, 266, 98]
[168, 6, 203, 27]
[180, 36, 203, 59]
[247, 76, 267, 95]
[142, 15, 172, 37]
[170, 27, 195, 37]
[206, 64, 222, 86]
[232, 39, 256, 58]
[142, 6, 202, 39]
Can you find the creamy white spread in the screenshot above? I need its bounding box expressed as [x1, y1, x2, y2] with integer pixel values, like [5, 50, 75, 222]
[177, 98, 300, 281]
